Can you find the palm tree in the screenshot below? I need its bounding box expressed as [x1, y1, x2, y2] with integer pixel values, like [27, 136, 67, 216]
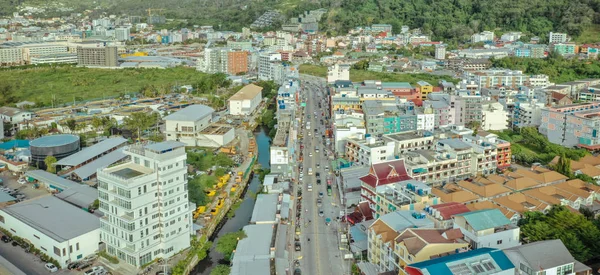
[123, 112, 159, 140]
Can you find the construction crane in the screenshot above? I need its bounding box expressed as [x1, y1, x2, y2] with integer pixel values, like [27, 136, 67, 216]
[146, 8, 165, 17]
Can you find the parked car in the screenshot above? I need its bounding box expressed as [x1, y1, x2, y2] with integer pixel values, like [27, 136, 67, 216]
[319, 209, 324, 217]
[1, 235, 11, 243]
[318, 192, 324, 198]
[316, 198, 322, 207]
[67, 261, 81, 270]
[44, 263, 58, 272]
[17, 178, 26, 185]
[11, 241, 18, 247]
[77, 261, 92, 271]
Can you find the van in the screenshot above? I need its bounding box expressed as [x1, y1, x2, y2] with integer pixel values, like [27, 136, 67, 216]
[308, 168, 313, 175]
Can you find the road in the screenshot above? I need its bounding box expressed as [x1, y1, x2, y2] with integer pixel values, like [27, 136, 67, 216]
[295, 75, 348, 275]
[0, 239, 71, 275]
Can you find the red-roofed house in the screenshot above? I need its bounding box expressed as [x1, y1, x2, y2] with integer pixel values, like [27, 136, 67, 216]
[426, 202, 471, 229]
[360, 159, 412, 209]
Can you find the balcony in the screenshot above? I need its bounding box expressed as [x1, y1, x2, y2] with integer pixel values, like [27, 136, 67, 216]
[121, 211, 135, 221]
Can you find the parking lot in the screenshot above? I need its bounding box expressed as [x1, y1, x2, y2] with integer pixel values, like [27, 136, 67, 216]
[0, 171, 50, 202]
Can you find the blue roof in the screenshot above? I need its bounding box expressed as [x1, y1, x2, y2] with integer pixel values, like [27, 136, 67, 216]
[453, 209, 511, 231]
[30, 134, 79, 147]
[0, 140, 30, 150]
[408, 248, 515, 275]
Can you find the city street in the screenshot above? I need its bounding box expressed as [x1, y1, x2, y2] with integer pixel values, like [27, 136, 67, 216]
[295, 75, 348, 275]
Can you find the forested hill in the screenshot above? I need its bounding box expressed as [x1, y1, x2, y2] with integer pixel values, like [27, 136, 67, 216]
[2, 0, 599, 42]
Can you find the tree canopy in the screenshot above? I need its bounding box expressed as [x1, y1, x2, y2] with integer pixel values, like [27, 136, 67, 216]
[216, 231, 247, 261]
[492, 55, 600, 83]
[210, 265, 231, 275]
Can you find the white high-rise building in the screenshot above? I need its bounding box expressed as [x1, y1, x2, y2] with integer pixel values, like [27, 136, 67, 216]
[97, 141, 192, 268]
[258, 52, 282, 81]
[435, 44, 446, 60]
[115, 27, 130, 41]
[548, 32, 567, 44]
[471, 31, 495, 43]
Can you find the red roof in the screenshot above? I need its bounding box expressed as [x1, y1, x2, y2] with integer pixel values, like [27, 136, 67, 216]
[359, 159, 412, 188]
[410, 98, 423, 106]
[358, 201, 374, 221]
[430, 202, 471, 220]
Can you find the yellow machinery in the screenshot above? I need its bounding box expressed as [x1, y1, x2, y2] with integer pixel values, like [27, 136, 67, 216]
[210, 208, 219, 216]
[205, 190, 216, 197]
[219, 147, 236, 155]
[120, 52, 148, 58]
[216, 198, 224, 209]
[231, 184, 238, 192]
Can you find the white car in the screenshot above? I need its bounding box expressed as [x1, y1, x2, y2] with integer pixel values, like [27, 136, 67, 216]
[44, 263, 58, 272]
[17, 178, 26, 185]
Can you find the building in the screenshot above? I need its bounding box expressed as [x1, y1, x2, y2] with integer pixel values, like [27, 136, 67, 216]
[539, 102, 600, 148]
[0, 196, 100, 266]
[0, 106, 32, 134]
[371, 24, 393, 35]
[228, 84, 263, 116]
[434, 44, 446, 60]
[368, 211, 435, 273]
[548, 32, 568, 44]
[199, 48, 228, 74]
[97, 141, 192, 268]
[471, 31, 495, 43]
[465, 70, 534, 89]
[258, 51, 282, 81]
[426, 202, 470, 229]
[416, 81, 433, 100]
[345, 137, 395, 166]
[500, 32, 522, 42]
[404, 139, 475, 184]
[553, 43, 578, 56]
[452, 209, 520, 250]
[363, 101, 417, 135]
[396, 228, 469, 272]
[227, 50, 249, 75]
[164, 105, 234, 147]
[115, 27, 130, 41]
[405, 248, 516, 275]
[359, 159, 412, 215]
[371, 179, 438, 218]
[512, 100, 545, 128]
[77, 46, 118, 67]
[504, 239, 592, 275]
[327, 63, 350, 84]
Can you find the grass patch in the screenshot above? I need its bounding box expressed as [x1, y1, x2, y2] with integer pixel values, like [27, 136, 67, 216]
[575, 24, 600, 44]
[0, 66, 206, 106]
[99, 250, 119, 264]
[299, 64, 458, 85]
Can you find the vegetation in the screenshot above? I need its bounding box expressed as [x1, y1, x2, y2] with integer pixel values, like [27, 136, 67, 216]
[187, 176, 211, 206]
[122, 112, 160, 139]
[216, 230, 247, 261]
[299, 64, 458, 85]
[172, 236, 212, 275]
[519, 205, 600, 262]
[227, 199, 242, 218]
[494, 128, 588, 165]
[254, 81, 280, 139]
[0, 66, 215, 107]
[491, 55, 600, 83]
[210, 265, 232, 275]
[44, 156, 57, 173]
[99, 250, 119, 264]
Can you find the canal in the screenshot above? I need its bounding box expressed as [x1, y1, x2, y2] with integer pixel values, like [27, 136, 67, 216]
[191, 128, 271, 274]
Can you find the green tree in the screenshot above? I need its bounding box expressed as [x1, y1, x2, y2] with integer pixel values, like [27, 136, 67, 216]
[210, 265, 231, 275]
[44, 156, 57, 173]
[352, 59, 370, 70]
[91, 116, 105, 133]
[216, 231, 247, 261]
[188, 176, 208, 206]
[122, 112, 159, 139]
[64, 119, 77, 133]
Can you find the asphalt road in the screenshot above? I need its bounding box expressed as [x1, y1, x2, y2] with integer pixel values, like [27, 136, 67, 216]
[295, 75, 348, 275]
[0, 239, 71, 275]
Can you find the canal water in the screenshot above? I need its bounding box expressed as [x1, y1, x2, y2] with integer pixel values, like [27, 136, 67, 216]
[191, 128, 271, 274]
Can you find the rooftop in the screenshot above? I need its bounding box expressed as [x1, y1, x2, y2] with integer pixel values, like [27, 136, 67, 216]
[25, 170, 79, 191]
[503, 240, 583, 271]
[230, 224, 274, 275]
[54, 184, 98, 209]
[250, 194, 278, 223]
[1, 196, 100, 242]
[55, 137, 127, 167]
[493, 193, 549, 214]
[30, 134, 79, 147]
[453, 208, 511, 231]
[406, 248, 515, 275]
[144, 141, 186, 153]
[70, 149, 128, 180]
[163, 104, 214, 122]
[230, 83, 263, 101]
[0, 106, 27, 116]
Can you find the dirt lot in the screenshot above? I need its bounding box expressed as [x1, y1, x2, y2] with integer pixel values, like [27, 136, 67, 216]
[0, 171, 50, 201]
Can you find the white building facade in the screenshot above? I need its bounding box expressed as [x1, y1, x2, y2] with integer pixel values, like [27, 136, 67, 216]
[327, 63, 350, 84]
[97, 141, 192, 268]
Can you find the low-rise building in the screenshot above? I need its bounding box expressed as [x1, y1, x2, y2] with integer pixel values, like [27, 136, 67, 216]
[359, 159, 412, 216]
[0, 196, 100, 266]
[405, 247, 516, 275]
[327, 63, 350, 84]
[504, 239, 592, 275]
[452, 209, 520, 250]
[425, 202, 470, 229]
[164, 105, 234, 147]
[228, 83, 263, 116]
[396, 228, 469, 273]
[345, 137, 395, 166]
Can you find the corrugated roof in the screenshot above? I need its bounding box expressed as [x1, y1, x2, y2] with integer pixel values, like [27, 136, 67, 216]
[71, 149, 128, 180]
[0, 192, 16, 203]
[503, 240, 579, 271]
[163, 104, 214, 121]
[0, 140, 30, 150]
[229, 84, 263, 101]
[230, 224, 273, 275]
[144, 141, 186, 153]
[407, 248, 514, 275]
[25, 170, 79, 190]
[54, 185, 98, 209]
[55, 137, 127, 166]
[454, 209, 510, 231]
[250, 194, 278, 223]
[1, 196, 99, 242]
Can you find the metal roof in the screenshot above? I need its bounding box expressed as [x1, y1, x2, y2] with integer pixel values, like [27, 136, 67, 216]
[70, 149, 128, 180]
[1, 196, 100, 242]
[54, 185, 98, 209]
[25, 170, 79, 190]
[250, 194, 278, 223]
[0, 192, 16, 203]
[163, 104, 214, 122]
[230, 224, 273, 275]
[503, 240, 579, 271]
[229, 84, 263, 101]
[0, 140, 30, 150]
[408, 248, 514, 275]
[55, 137, 127, 166]
[30, 134, 79, 147]
[144, 141, 186, 153]
[454, 209, 511, 231]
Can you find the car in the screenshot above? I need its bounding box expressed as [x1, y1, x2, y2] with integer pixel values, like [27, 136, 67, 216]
[308, 132, 311, 136]
[1, 235, 10, 243]
[315, 148, 319, 153]
[45, 263, 58, 272]
[78, 262, 92, 271]
[299, 175, 303, 182]
[67, 261, 81, 270]
[319, 192, 324, 198]
[308, 153, 312, 157]
[316, 163, 320, 168]
[84, 270, 96, 275]
[325, 166, 329, 171]
[315, 172, 320, 178]
[11, 241, 18, 246]
[17, 178, 26, 185]
[316, 198, 322, 207]
[319, 210, 324, 217]
[316, 179, 321, 185]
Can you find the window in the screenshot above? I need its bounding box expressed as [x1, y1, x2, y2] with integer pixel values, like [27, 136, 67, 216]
[76, 243, 80, 251]
[144, 160, 150, 167]
[54, 246, 61, 256]
[33, 234, 40, 239]
[41, 246, 47, 251]
[497, 240, 503, 245]
[69, 246, 73, 253]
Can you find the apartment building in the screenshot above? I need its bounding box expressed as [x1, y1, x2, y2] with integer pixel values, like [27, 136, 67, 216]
[97, 141, 192, 267]
[578, 85, 600, 102]
[382, 131, 435, 155]
[422, 100, 452, 129]
[416, 81, 433, 100]
[539, 102, 600, 148]
[258, 51, 282, 81]
[512, 100, 545, 128]
[115, 27, 130, 41]
[404, 139, 474, 184]
[334, 125, 367, 155]
[228, 83, 263, 116]
[199, 48, 228, 74]
[359, 159, 412, 214]
[227, 50, 249, 75]
[425, 202, 470, 229]
[371, 180, 438, 218]
[345, 137, 395, 166]
[553, 43, 578, 56]
[452, 209, 520, 250]
[77, 46, 118, 67]
[327, 63, 350, 83]
[471, 31, 495, 43]
[548, 32, 568, 44]
[434, 44, 446, 60]
[368, 211, 435, 273]
[363, 100, 418, 136]
[465, 70, 536, 89]
[396, 228, 469, 273]
[163, 105, 234, 148]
